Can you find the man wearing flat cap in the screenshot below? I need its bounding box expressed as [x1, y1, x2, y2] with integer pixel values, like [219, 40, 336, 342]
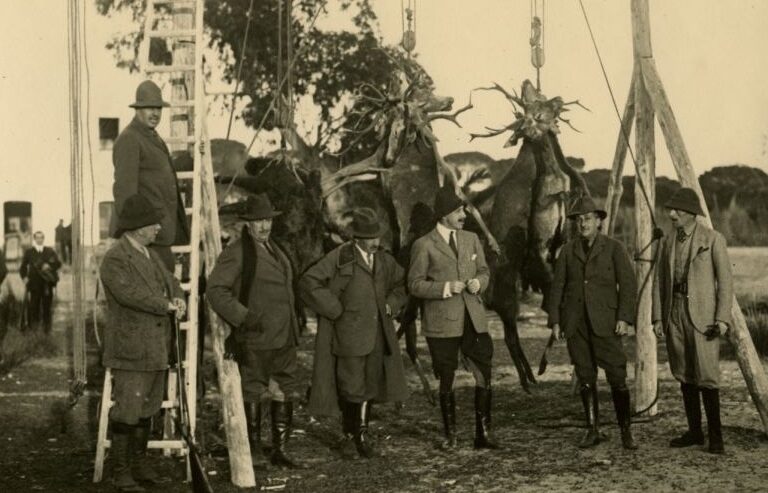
[652, 186, 733, 454]
[100, 193, 186, 491]
[112, 80, 190, 270]
[206, 194, 302, 469]
[408, 184, 498, 450]
[547, 196, 638, 450]
[299, 207, 408, 459]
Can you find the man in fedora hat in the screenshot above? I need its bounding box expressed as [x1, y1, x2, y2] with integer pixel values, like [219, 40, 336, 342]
[408, 184, 498, 450]
[100, 193, 186, 491]
[206, 193, 302, 469]
[299, 207, 408, 459]
[547, 195, 638, 450]
[112, 80, 190, 270]
[652, 186, 733, 454]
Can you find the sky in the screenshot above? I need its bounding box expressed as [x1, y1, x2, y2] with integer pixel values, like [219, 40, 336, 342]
[1, 0, 767, 242]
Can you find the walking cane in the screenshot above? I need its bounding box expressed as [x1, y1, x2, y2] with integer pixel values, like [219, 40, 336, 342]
[172, 316, 214, 493]
[537, 333, 556, 376]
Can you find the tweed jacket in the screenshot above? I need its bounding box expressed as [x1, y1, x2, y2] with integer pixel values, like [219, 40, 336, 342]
[408, 228, 490, 338]
[652, 223, 733, 331]
[111, 117, 190, 246]
[206, 238, 300, 350]
[547, 233, 637, 338]
[100, 237, 183, 371]
[20, 246, 61, 290]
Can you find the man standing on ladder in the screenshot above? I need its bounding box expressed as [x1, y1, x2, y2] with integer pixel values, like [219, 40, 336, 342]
[100, 194, 186, 492]
[653, 187, 733, 454]
[206, 194, 302, 469]
[112, 80, 190, 271]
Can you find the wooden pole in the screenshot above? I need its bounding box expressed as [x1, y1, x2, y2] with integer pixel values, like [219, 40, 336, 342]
[603, 72, 635, 236]
[630, 0, 658, 416]
[639, 56, 768, 435]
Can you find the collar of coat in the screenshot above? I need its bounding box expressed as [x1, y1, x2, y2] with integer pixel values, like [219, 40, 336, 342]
[573, 233, 608, 263]
[666, 222, 713, 270]
[128, 116, 170, 155]
[337, 241, 377, 274]
[115, 236, 169, 292]
[425, 227, 468, 260]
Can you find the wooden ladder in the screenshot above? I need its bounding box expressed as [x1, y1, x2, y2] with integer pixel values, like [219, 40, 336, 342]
[93, 0, 207, 483]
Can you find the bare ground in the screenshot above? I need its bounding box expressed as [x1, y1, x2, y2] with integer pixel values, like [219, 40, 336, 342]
[0, 272, 767, 492]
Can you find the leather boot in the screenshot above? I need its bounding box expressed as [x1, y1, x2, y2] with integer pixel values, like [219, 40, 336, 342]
[110, 422, 145, 492]
[355, 401, 378, 458]
[245, 401, 268, 468]
[439, 392, 457, 449]
[339, 399, 359, 459]
[702, 388, 724, 454]
[270, 400, 301, 468]
[474, 387, 499, 450]
[578, 384, 601, 448]
[670, 383, 705, 447]
[131, 418, 162, 483]
[611, 386, 638, 450]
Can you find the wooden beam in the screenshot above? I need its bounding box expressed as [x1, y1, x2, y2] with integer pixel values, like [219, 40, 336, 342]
[640, 56, 768, 434]
[631, 0, 653, 58]
[604, 69, 636, 236]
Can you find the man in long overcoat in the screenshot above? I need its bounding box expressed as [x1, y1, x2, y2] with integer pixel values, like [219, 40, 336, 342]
[100, 194, 186, 491]
[547, 196, 638, 450]
[206, 194, 302, 469]
[112, 80, 190, 270]
[299, 208, 408, 459]
[653, 187, 733, 454]
[20, 231, 61, 333]
[408, 184, 498, 450]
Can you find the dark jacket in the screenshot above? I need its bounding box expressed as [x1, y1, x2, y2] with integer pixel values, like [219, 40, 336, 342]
[299, 242, 409, 416]
[111, 117, 190, 246]
[99, 237, 183, 371]
[20, 246, 61, 290]
[547, 233, 637, 338]
[206, 237, 300, 351]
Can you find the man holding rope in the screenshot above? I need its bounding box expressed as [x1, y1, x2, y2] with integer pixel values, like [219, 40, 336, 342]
[547, 196, 638, 450]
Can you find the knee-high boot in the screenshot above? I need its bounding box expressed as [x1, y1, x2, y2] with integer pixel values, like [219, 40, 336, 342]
[701, 388, 724, 454]
[132, 417, 162, 483]
[355, 401, 378, 458]
[110, 421, 145, 492]
[670, 383, 705, 447]
[474, 387, 499, 449]
[339, 399, 359, 459]
[578, 384, 600, 448]
[270, 400, 301, 468]
[438, 392, 457, 449]
[244, 401, 267, 467]
[611, 386, 637, 450]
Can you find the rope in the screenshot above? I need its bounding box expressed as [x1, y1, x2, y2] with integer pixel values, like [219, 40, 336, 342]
[225, 0, 256, 141]
[576, 0, 656, 228]
[222, 0, 328, 201]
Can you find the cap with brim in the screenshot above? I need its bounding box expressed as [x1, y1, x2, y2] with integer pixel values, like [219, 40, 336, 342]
[129, 80, 170, 108]
[349, 207, 385, 239]
[664, 187, 705, 216]
[113, 194, 164, 238]
[567, 196, 607, 219]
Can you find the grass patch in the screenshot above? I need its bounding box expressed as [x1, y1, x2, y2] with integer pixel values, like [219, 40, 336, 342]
[740, 298, 768, 358]
[0, 295, 59, 374]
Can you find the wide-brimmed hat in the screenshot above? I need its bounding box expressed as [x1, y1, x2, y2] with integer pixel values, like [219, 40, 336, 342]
[113, 194, 164, 238]
[567, 196, 607, 219]
[129, 80, 170, 108]
[433, 184, 464, 219]
[220, 194, 282, 221]
[349, 207, 385, 239]
[664, 187, 704, 216]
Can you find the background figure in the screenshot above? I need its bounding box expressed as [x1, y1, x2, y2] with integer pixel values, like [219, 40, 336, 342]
[653, 187, 733, 454]
[111, 80, 190, 271]
[20, 231, 61, 333]
[299, 207, 408, 460]
[547, 197, 638, 450]
[408, 184, 498, 451]
[100, 193, 186, 491]
[206, 194, 302, 470]
[62, 222, 72, 265]
[54, 219, 65, 264]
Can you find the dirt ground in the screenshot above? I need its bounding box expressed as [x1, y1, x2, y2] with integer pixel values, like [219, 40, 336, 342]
[0, 270, 767, 493]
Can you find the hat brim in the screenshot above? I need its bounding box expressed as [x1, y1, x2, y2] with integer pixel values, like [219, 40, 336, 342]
[237, 211, 282, 221]
[351, 223, 387, 239]
[129, 101, 171, 108]
[567, 209, 607, 219]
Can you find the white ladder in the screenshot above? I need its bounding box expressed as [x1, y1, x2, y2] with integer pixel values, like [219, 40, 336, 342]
[93, 0, 206, 482]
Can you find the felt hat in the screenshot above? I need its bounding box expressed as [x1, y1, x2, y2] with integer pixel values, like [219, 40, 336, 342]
[129, 80, 170, 108]
[227, 194, 283, 221]
[349, 207, 385, 239]
[433, 184, 464, 219]
[113, 194, 164, 238]
[567, 196, 607, 219]
[664, 187, 705, 216]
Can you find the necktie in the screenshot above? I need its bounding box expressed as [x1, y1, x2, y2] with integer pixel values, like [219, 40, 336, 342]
[676, 227, 688, 243]
[449, 231, 458, 256]
[367, 252, 374, 270]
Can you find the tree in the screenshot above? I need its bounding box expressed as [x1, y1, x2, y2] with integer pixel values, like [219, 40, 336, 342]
[95, 0, 426, 152]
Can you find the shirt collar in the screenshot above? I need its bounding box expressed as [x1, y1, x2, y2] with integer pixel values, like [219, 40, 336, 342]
[125, 234, 149, 257]
[34, 245, 44, 253]
[435, 222, 456, 244]
[354, 242, 373, 262]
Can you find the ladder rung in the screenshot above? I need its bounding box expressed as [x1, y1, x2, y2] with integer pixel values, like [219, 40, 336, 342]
[161, 399, 180, 409]
[169, 100, 195, 108]
[179, 321, 191, 331]
[164, 136, 196, 145]
[180, 282, 191, 292]
[148, 440, 187, 450]
[171, 244, 192, 254]
[184, 207, 193, 215]
[146, 64, 195, 73]
[150, 0, 196, 6]
[147, 29, 196, 38]
[175, 171, 195, 180]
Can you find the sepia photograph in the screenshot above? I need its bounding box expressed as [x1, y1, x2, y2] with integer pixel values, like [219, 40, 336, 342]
[1, 0, 767, 491]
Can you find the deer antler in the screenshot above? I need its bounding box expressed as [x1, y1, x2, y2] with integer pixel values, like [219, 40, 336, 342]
[473, 82, 523, 107]
[427, 97, 474, 127]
